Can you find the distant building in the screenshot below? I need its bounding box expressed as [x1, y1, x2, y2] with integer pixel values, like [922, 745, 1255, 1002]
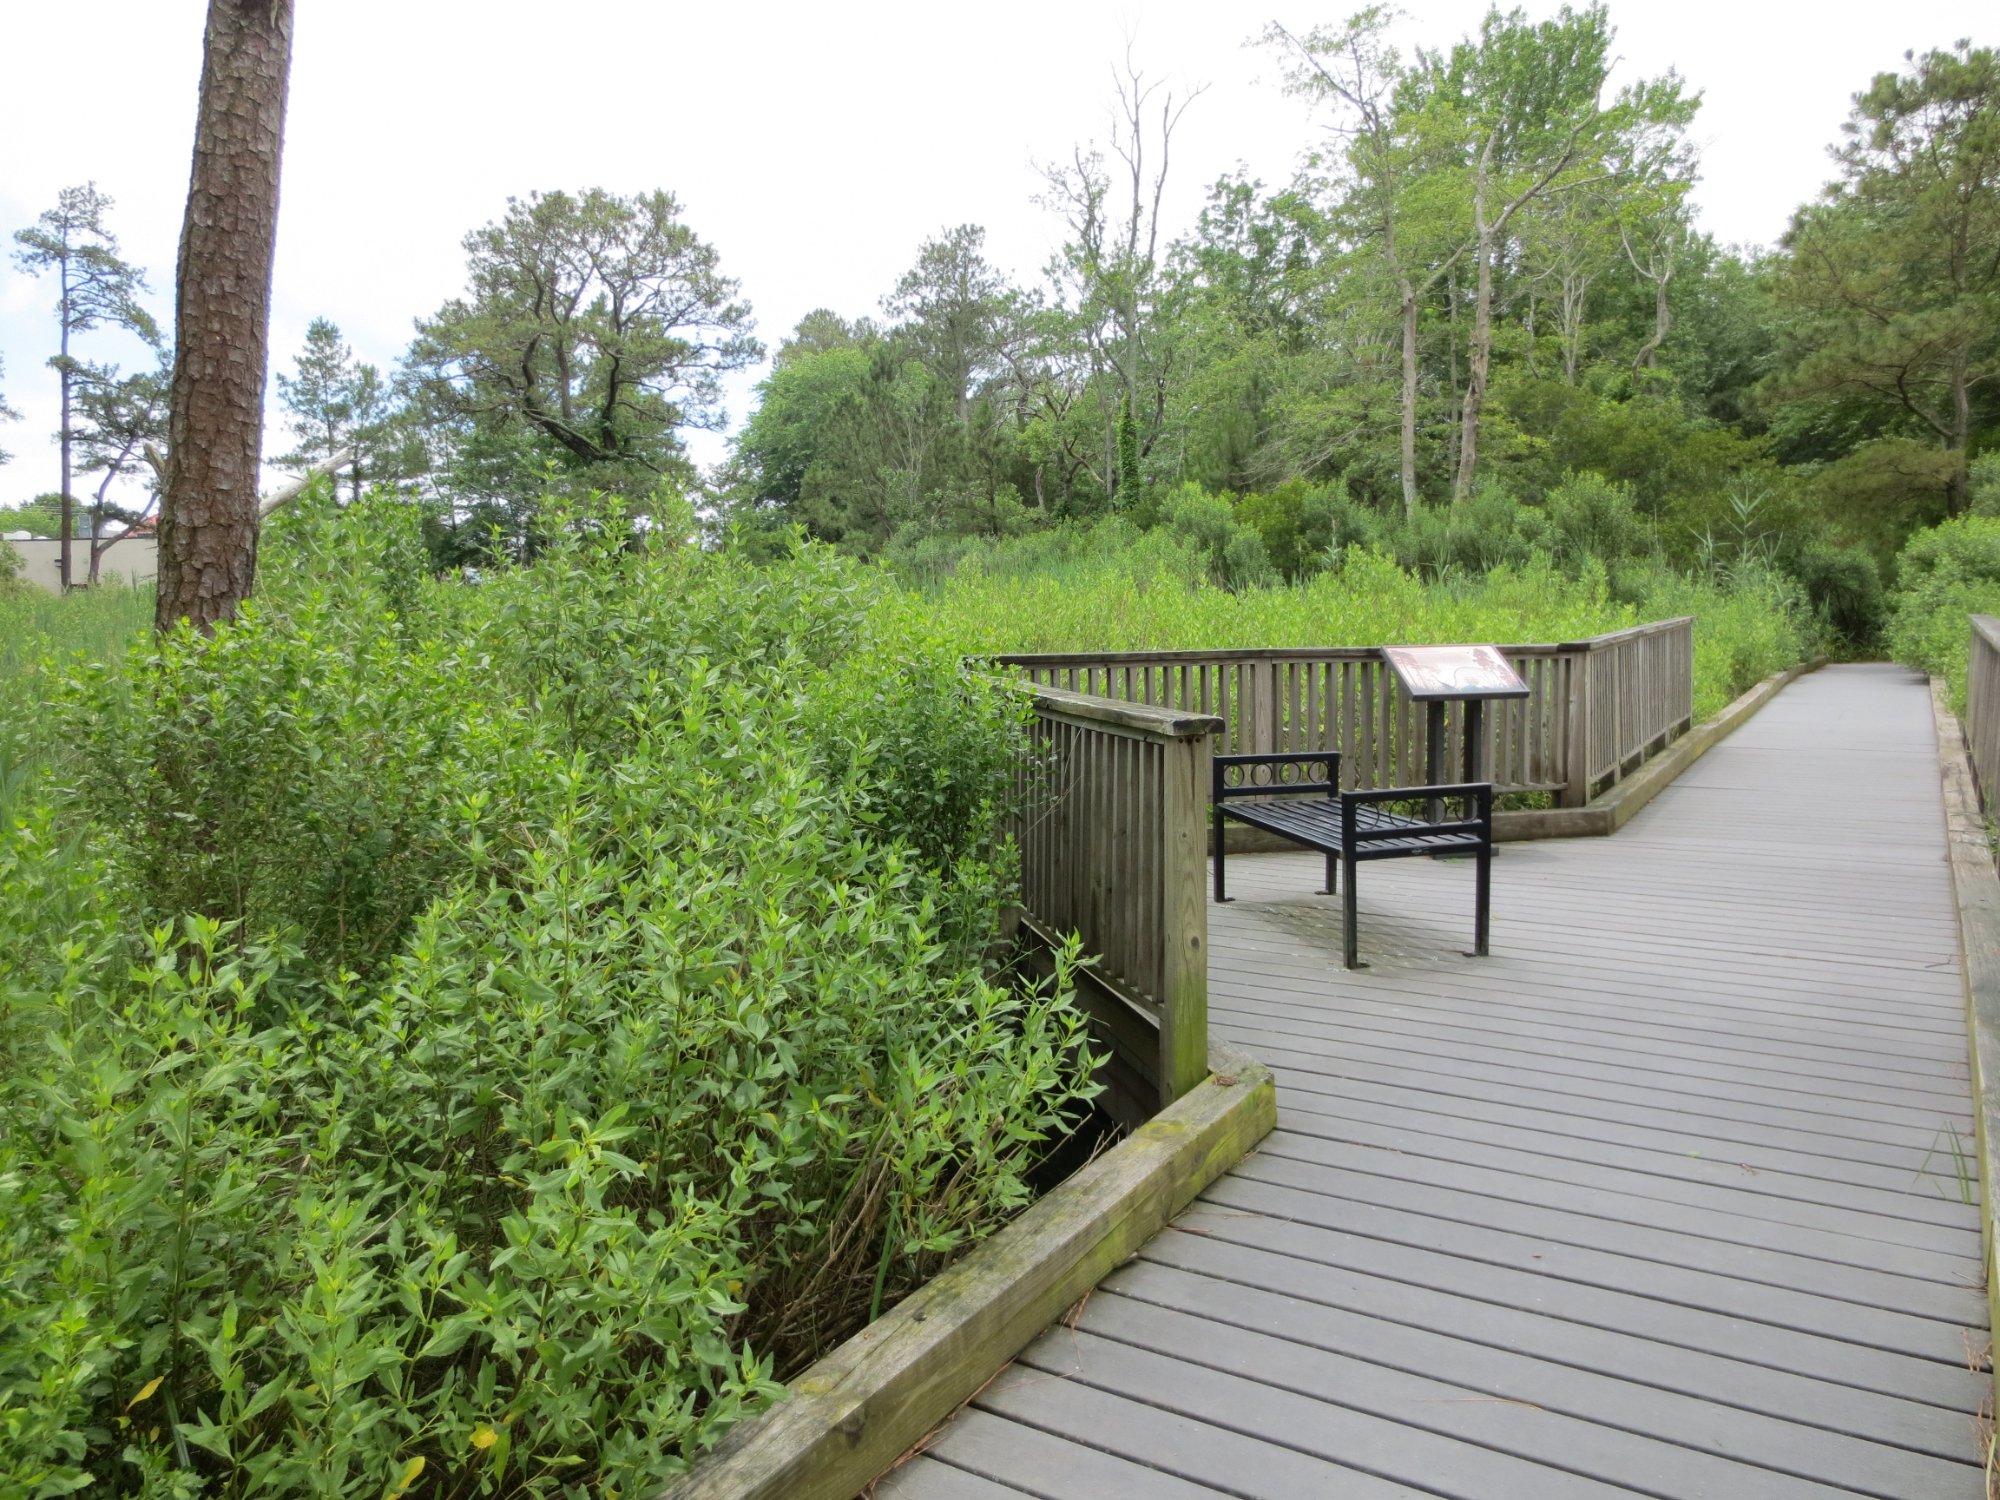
[5, 535, 158, 592]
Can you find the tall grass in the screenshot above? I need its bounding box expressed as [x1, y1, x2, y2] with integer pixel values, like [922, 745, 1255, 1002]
[0, 581, 153, 681]
[918, 544, 1819, 722]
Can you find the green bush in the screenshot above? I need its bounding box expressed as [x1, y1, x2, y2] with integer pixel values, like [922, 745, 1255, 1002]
[1, 497, 1099, 1497]
[1628, 562, 1824, 720]
[1779, 541, 1885, 650]
[1887, 514, 2000, 707]
[1543, 472, 1648, 567]
[1158, 484, 1275, 590]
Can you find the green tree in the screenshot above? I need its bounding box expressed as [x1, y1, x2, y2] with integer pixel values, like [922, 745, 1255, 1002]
[1266, 11, 1472, 516]
[277, 317, 391, 501]
[12, 183, 159, 591]
[882, 225, 1013, 425]
[1117, 390, 1141, 499]
[406, 188, 761, 515]
[1037, 49, 1205, 502]
[1443, 5, 1693, 502]
[75, 357, 170, 584]
[1767, 41, 2000, 514]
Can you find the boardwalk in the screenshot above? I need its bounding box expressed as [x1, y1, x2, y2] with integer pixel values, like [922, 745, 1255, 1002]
[881, 664, 1991, 1499]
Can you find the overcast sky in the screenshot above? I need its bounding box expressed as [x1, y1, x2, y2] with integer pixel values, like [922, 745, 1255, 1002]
[0, 0, 1982, 510]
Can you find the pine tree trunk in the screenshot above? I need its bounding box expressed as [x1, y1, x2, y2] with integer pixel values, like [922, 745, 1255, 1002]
[58, 361, 74, 592]
[156, 0, 295, 634]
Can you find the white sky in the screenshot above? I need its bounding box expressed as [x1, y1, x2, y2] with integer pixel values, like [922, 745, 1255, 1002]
[0, 0, 1982, 511]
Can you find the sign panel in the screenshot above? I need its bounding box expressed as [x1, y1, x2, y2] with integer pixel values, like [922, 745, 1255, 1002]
[1381, 643, 1530, 701]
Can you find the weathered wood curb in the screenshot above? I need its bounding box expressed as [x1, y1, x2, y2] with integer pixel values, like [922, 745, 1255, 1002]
[1927, 675, 2000, 1414]
[657, 1042, 1277, 1500]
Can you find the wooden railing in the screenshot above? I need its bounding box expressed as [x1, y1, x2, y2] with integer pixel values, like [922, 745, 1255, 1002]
[1966, 617, 2000, 813]
[1013, 686, 1220, 1111]
[998, 617, 1693, 808]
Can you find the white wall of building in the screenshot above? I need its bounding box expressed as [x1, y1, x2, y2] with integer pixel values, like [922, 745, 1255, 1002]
[5, 536, 158, 592]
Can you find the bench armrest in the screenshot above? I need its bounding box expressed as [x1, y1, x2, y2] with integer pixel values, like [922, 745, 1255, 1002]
[1341, 781, 1490, 808]
[1340, 783, 1493, 843]
[1214, 750, 1341, 802]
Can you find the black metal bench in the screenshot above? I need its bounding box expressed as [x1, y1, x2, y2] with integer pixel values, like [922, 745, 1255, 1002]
[1212, 751, 1493, 969]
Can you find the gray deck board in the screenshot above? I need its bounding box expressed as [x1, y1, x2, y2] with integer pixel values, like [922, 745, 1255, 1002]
[885, 665, 1991, 1498]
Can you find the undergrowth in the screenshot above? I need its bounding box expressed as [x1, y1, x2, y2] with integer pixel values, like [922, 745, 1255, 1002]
[0, 495, 1099, 1498]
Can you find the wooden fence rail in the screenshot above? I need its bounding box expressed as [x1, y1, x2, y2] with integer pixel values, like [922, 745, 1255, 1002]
[1966, 617, 2000, 813]
[1014, 687, 1220, 1112]
[998, 617, 1693, 809]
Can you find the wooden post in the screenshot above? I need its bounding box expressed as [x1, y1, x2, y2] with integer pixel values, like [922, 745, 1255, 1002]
[1561, 647, 1592, 808]
[1157, 732, 1211, 1106]
[1425, 699, 1447, 823]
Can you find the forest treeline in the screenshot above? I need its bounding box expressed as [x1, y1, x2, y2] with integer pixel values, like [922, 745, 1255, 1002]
[715, 10, 1998, 650]
[3, 6, 1996, 646]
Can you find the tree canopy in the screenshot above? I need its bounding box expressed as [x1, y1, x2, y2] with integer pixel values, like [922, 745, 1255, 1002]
[404, 188, 760, 513]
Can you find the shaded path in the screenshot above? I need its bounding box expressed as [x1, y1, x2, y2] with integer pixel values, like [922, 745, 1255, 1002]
[882, 664, 1989, 1499]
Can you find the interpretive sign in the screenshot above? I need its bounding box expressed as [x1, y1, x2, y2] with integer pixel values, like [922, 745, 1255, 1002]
[1381, 644, 1529, 702]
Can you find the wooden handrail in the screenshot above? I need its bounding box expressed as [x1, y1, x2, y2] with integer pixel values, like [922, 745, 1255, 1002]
[1024, 683, 1224, 740]
[1551, 616, 1696, 652]
[995, 616, 1694, 808]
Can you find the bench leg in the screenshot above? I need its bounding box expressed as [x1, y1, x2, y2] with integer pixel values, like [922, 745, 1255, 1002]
[1471, 842, 1491, 957]
[1213, 806, 1232, 903]
[1342, 852, 1361, 969]
[1321, 849, 1337, 897]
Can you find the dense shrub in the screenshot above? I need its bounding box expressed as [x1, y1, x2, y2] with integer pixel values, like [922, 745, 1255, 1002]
[1628, 562, 1824, 720]
[1778, 541, 1886, 650]
[0, 496, 1098, 1497]
[1543, 472, 1648, 567]
[1887, 514, 2000, 707]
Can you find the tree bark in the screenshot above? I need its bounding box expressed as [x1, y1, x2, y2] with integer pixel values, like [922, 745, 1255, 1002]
[58, 360, 74, 592]
[156, 0, 295, 634]
[1453, 134, 1584, 504]
[1949, 343, 1973, 515]
[1399, 280, 1420, 520]
[1453, 161, 1496, 505]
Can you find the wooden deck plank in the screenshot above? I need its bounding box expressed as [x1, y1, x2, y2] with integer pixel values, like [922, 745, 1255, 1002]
[1166, 1203, 1985, 1411]
[1200, 961, 1975, 1070]
[1141, 1225, 1980, 1459]
[1260, 1112, 1978, 1247]
[1205, 1169, 1982, 1341]
[971, 1365, 1435, 1499]
[887, 665, 1992, 1498]
[1269, 1064, 1971, 1188]
[1086, 1277, 1979, 1498]
[1013, 1328, 1667, 1500]
[875, 1410, 1220, 1500]
[1227, 1033, 1970, 1154]
[1214, 1000, 1975, 1104]
[1273, 1089, 1980, 1231]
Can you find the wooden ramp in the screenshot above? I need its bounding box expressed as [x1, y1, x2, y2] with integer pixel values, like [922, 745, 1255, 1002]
[880, 664, 1991, 1500]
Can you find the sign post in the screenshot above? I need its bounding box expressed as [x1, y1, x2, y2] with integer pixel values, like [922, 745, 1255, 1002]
[1380, 645, 1531, 821]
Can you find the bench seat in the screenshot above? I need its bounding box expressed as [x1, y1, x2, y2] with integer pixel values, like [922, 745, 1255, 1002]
[1213, 750, 1493, 969]
[1224, 797, 1488, 859]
